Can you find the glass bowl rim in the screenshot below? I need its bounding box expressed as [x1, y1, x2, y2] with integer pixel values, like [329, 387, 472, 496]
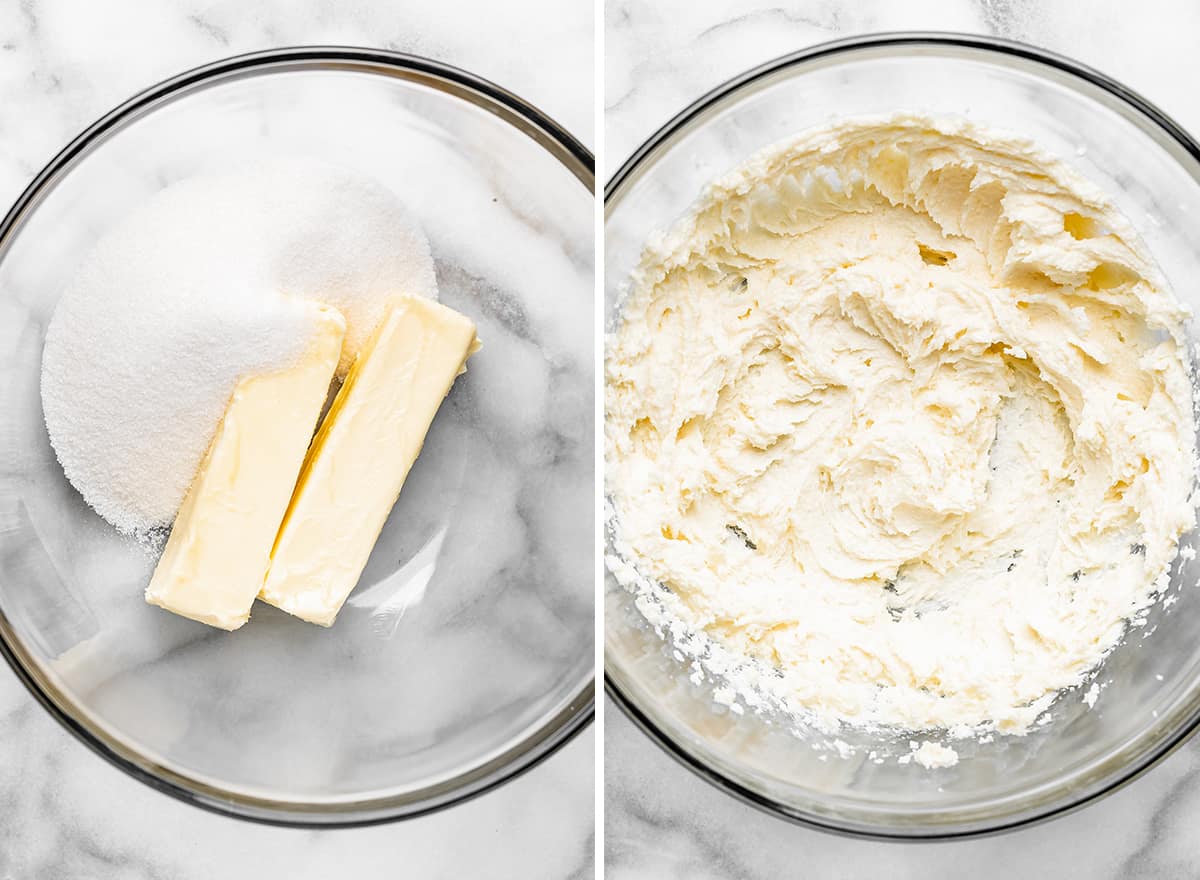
[0, 45, 595, 829]
[603, 30, 1200, 841]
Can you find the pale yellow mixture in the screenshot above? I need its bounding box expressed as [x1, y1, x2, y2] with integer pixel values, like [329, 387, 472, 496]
[606, 115, 1196, 732]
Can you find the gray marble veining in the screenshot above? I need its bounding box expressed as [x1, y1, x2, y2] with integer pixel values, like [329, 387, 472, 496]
[0, 1, 595, 878]
[605, 0, 1200, 178]
[605, 1, 1200, 877]
[607, 700, 1200, 879]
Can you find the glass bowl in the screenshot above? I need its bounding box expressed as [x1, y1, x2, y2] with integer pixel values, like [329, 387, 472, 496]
[605, 33, 1200, 839]
[0, 47, 594, 826]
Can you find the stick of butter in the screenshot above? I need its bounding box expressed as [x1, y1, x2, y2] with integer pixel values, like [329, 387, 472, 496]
[145, 304, 346, 630]
[260, 295, 479, 626]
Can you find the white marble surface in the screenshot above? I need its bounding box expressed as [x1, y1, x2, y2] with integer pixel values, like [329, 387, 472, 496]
[0, 1, 594, 878]
[605, 0, 1200, 876]
[605, 0, 1200, 177]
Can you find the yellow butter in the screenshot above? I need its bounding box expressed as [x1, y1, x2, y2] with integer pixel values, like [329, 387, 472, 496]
[260, 296, 478, 626]
[145, 304, 345, 630]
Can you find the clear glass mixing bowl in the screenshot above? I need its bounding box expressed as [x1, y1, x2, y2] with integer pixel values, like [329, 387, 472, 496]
[605, 33, 1200, 838]
[0, 47, 594, 826]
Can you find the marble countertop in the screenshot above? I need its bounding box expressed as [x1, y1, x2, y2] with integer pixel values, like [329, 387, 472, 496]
[0, 1, 594, 878]
[604, 1, 1200, 877]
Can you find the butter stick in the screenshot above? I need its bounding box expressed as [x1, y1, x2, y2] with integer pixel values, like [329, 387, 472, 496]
[146, 304, 345, 630]
[260, 296, 478, 626]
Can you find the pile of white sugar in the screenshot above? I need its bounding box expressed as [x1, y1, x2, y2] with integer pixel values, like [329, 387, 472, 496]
[41, 159, 438, 533]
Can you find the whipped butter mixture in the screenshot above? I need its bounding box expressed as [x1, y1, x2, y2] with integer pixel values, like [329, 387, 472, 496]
[606, 116, 1197, 733]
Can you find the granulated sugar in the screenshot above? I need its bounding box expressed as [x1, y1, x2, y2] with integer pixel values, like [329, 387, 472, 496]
[40, 159, 437, 534]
